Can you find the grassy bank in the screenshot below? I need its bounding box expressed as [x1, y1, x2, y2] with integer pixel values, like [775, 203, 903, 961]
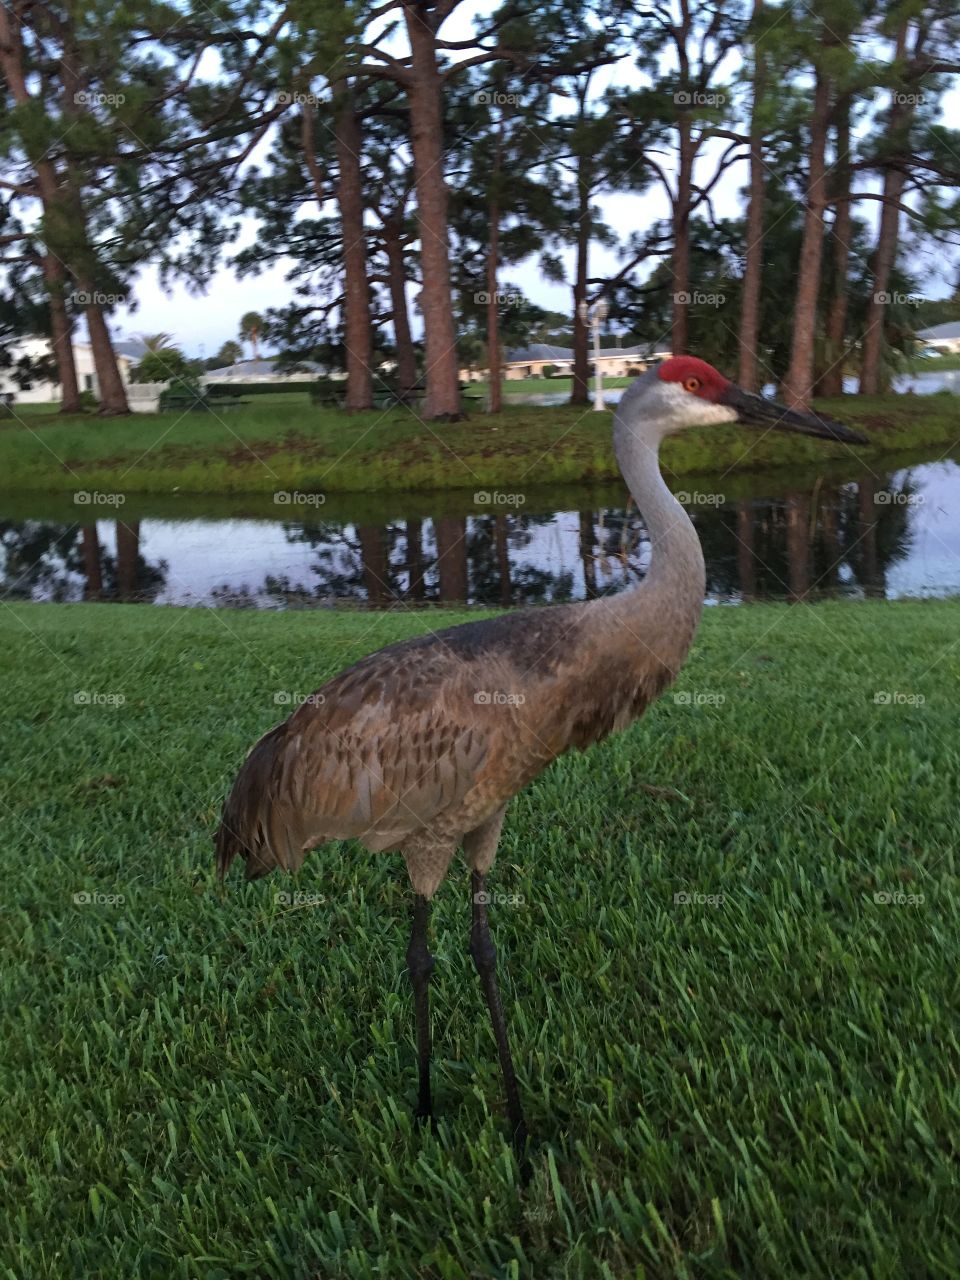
[3, 599, 960, 1277]
[0, 392, 957, 496]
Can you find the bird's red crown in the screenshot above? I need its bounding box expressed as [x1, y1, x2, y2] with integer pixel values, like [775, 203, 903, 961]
[656, 356, 731, 403]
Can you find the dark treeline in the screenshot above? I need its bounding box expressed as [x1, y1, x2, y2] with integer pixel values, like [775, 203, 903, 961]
[1, 0, 959, 419]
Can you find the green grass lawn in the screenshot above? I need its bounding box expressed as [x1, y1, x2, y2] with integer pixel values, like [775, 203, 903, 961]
[3, 599, 960, 1277]
[0, 392, 957, 496]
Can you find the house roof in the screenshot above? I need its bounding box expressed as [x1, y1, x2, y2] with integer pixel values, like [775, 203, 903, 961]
[203, 357, 328, 378]
[916, 321, 960, 340]
[505, 342, 659, 363]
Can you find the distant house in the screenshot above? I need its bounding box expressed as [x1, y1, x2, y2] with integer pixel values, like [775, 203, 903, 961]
[916, 322, 960, 354]
[0, 336, 133, 403]
[200, 357, 331, 385]
[460, 342, 672, 383]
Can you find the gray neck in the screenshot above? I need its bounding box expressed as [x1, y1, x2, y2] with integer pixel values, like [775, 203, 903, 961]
[611, 416, 705, 605]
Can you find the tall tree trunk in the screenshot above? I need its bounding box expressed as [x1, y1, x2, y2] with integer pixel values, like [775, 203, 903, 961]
[571, 160, 591, 406]
[331, 81, 374, 411]
[783, 69, 832, 411]
[403, 3, 461, 419]
[672, 121, 694, 355]
[41, 252, 82, 413]
[818, 95, 853, 397]
[384, 215, 418, 394]
[81, 292, 129, 414]
[486, 117, 504, 414]
[738, 0, 766, 392]
[57, 20, 128, 415]
[80, 525, 103, 598]
[0, 7, 81, 412]
[859, 24, 912, 395]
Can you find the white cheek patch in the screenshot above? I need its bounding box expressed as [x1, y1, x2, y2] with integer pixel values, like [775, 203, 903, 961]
[659, 382, 737, 429]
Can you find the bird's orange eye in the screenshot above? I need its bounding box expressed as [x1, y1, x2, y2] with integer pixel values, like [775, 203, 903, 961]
[684, 377, 701, 393]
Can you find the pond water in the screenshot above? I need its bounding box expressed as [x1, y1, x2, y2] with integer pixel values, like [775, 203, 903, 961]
[505, 367, 960, 407]
[3, 444, 959, 609]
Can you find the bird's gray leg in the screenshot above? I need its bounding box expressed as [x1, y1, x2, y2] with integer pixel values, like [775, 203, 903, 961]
[406, 892, 435, 1122]
[470, 869, 527, 1150]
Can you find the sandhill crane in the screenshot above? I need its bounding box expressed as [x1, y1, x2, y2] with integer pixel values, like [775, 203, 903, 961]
[215, 357, 865, 1150]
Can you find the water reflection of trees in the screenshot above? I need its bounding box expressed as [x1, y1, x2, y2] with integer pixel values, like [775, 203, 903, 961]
[0, 471, 920, 608]
[0, 520, 166, 602]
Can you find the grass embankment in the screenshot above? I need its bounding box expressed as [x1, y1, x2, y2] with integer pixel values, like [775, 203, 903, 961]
[0, 392, 957, 496]
[3, 599, 960, 1277]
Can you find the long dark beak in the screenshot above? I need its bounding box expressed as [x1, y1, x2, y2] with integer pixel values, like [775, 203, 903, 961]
[719, 384, 868, 444]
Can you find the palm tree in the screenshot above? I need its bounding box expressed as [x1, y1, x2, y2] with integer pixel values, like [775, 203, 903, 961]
[136, 332, 178, 353]
[239, 312, 263, 360]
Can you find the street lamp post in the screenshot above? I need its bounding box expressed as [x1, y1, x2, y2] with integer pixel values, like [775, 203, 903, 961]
[592, 298, 610, 411]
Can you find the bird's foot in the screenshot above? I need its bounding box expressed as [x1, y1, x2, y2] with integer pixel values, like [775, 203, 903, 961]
[413, 1104, 438, 1135]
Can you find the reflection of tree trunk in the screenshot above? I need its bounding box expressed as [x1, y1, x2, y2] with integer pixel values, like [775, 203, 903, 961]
[406, 519, 425, 600]
[858, 482, 883, 597]
[785, 495, 810, 602]
[358, 525, 390, 604]
[736, 503, 756, 600]
[435, 516, 468, 603]
[579, 510, 597, 599]
[495, 514, 511, 605]
[819, 489, 841, 591]
[115, 521, 140, 601]
[81, 524, 103, 598]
